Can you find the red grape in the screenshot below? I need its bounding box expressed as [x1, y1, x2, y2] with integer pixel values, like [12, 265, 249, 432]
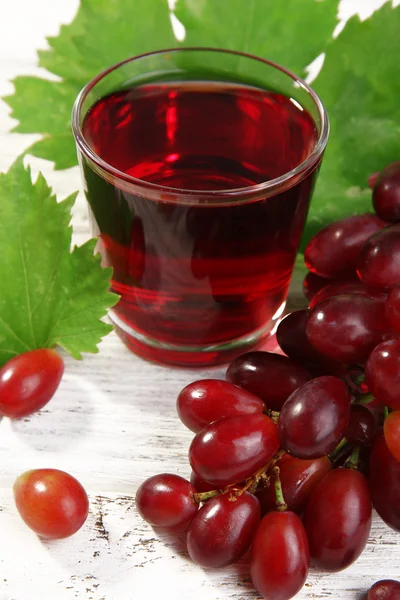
[306, 294, 387, 364]
[13, 468, 88, 539]
[365, 339, 400, 410]
[177, 379, 265, 433]
[309, 279, 386, 310]
[189, 413, 279, 487]
[372, 162, 400, 222]
[345, 404, 376, 446]
[384, 411, 400, 463]
[386, 285, 400, 332]
[186, 491, 260, 568]
[275, 310, 338, 371]
[276, 310, 346, 379]
[368, 579, 400, 600]
[369, 434, 400, 532]
[304, 468, 372, 571]
[250, 511, 309, 600]
[0, 349, 64, 418]
[226, 351, 311, 411]
[278, 376, 351, 459]
[190, 471, 215, 493]
[256, 453, 331, 515]
[136, 474, 198, 528]
[304, 213, 385, 279]
[357, 224, 400, 290]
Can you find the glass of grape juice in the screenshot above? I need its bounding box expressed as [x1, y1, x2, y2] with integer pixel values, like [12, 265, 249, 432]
[72, 48, 329, 367]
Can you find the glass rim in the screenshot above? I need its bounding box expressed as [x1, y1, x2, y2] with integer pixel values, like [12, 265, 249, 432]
[71, 47, 329, 201]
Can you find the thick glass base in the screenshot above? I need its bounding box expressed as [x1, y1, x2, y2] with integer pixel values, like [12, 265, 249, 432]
[109, 309, 280, 367]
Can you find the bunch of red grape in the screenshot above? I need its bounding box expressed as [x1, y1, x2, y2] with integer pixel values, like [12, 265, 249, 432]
[136, 162, 400, 600]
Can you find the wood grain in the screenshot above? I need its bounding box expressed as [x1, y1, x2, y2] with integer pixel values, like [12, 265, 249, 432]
[1, 2, 399, 599]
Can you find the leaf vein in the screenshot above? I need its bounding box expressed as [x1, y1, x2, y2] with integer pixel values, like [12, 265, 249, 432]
[17, 212, 36, 347]
[0, 314, 31, 352]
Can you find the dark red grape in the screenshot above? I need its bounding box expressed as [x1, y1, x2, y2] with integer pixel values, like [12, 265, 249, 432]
[372, 162, 400, 222]
[276, 310, 317, 362]
[386, 285, 400, 332]
[306, 294, 387, 364]
[256, 453, 331, 515]
[365, 339, 400, 410]
[177, 379, 265, 433]
[136, 474, 198, 528]
[304, 468, 372, 571]
[368, 579, 400, 600]
[0, 349, 64, 418]
[345, 404, 376, 446]
[357, 224, 400, 290]
[250, 511, 309, 600]
[190, 471, 215, 493]
[186, 491, 260, 568]
[226, 351, 311, 411]
[13, 469, 88, 539]
[189, 413, 279, 487]
[303, 272, 332, 302]
[276, 310, 346, 378]
[304, 213, 385, 279]
[369, 434, 400, 532]
[278, 376, 351, 459]
[384, 411, 400, 463]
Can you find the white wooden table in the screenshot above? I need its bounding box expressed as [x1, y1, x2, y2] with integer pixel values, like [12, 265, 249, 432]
[0, 1, 399, 599]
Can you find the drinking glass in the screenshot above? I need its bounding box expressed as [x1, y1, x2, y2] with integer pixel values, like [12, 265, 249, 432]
[72, 48, 329, 366]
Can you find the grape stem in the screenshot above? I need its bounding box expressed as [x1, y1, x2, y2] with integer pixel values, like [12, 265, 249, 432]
[193, 489, 221, 503]
[355, 392, 375, 405]
[194, 449, 287, 504]
[244, 448, 285, 495]
[350, 371, 366, 387]
[328, 437, 351, 463]
[345, 446, 361, 470]
[384, 406, 390, 419]
[266, 409, 280, 424]
[272, 466, 287, 512]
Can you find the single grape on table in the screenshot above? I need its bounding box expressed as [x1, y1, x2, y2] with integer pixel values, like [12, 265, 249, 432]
[13, 468, 88, 539]
[0, 348, 64, 418]
[367, 579, 400, 600]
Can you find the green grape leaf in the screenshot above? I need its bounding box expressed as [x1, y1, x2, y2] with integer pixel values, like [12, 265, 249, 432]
[4, 0, 176, 170]
[306, 2, 400, 243]
[0, 159, 118, 367]
[3, 0, 400, 247]
[176, 0, 338, 77]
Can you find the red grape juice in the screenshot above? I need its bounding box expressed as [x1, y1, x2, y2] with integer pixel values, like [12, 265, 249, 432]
[81, 81, 319, 365]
